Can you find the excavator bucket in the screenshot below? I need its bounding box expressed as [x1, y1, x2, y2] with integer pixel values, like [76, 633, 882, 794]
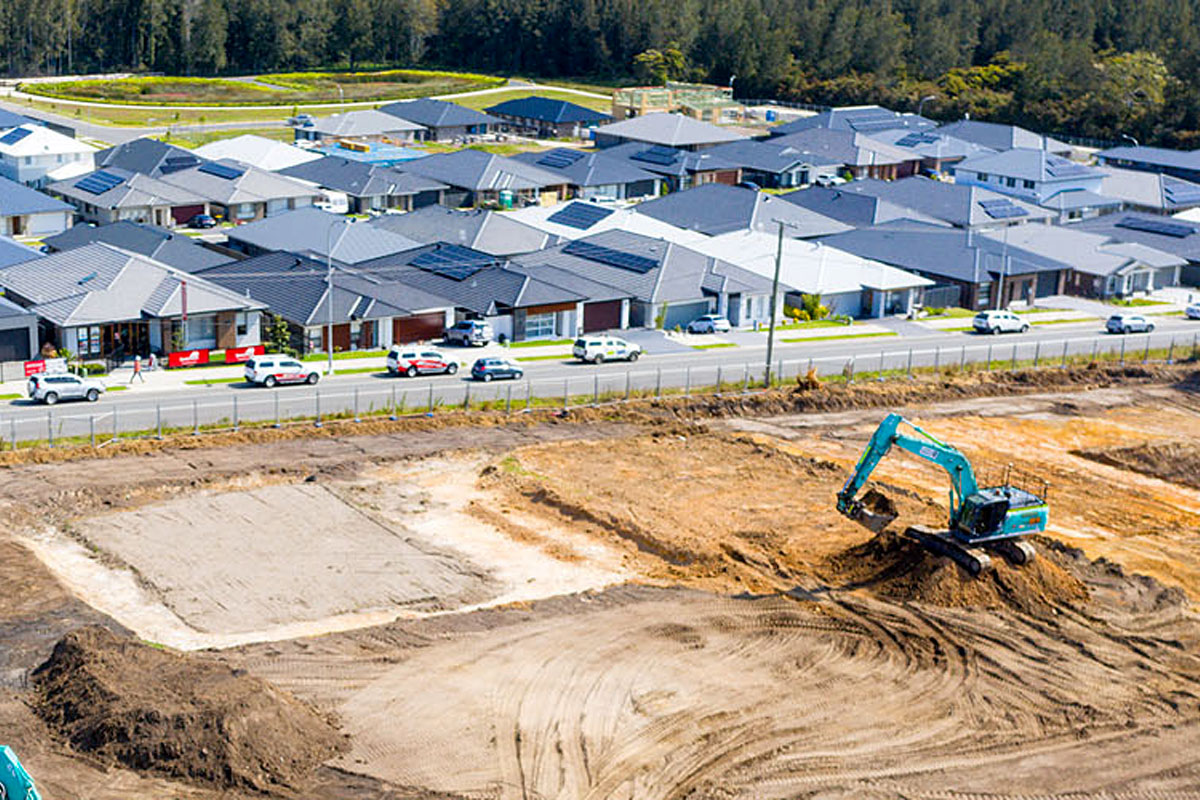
[848, 489, 899, 533]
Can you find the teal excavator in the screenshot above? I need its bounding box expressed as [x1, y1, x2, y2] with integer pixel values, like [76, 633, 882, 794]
[837, 413, 1048, 576]
[1, 746, 41, 800]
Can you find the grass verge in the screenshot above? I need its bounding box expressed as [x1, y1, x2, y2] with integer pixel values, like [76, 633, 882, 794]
[780, 332, 898, 343]
[692, 343, 738, 350]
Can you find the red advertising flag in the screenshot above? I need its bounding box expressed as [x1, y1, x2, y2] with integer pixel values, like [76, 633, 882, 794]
[223, 344, 265, 364]
[167, 349, 210, 368]
[23, 360, 45, 377]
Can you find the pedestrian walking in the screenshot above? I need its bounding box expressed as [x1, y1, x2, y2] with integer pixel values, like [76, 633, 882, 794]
[130, 354, 145, 383]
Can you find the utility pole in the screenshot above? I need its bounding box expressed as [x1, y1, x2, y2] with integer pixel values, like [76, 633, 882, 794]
[764, 219, 785, 386]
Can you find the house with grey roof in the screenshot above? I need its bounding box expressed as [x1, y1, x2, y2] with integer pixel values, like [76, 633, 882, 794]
[1095, 145, 1200, 183]
[866, 128, 997, 174]
[47, 167, 209, 228]
[935, 120, 1072, 156]
[821, 177, 1055, 230]
[509, 148, 662, 201]
[590, 141, 741, 192]
[396, 148, 569, 207]
[1072, 212, 1200, 286]
[484, 96, 611, 139]
[223, 208, 420, 264]
[950, 149, 1109, 220]
[369, 206, 558, 256]
[278, 156, 445, 213]
[0, 292, 38, 361]
[155, 159, 320, 222]
[592, 113, 748, 151]
[294, 109, 426, 144]
[633, 184, 851, 238]
[703, 139, 838, 189]
[769, 105, 935, 137]
[95, 138, 205, 177]
[768, 128, 922, 181]
[42, 221, 229, 273]
[379, 99, 499, 142]
[193, 134, 323, 172]
[0, 242, 265, 359]
[195, 251, 455, 353]
[779, 185, 950, 229]
[1098, 167, 1200, 215]
[0, 174, 72, 236]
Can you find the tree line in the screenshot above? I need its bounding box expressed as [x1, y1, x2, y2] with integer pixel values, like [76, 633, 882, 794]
[4, 0, 1200, 144]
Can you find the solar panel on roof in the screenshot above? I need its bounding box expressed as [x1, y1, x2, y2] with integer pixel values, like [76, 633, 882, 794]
[536, 150, 586, 169]
[1163, 182, 1200, 205]
[162, 155, 200, 174]
[198, 161, 245, 180]
[75, 170, 125, 195]
[548, 202, 614, 230]
[977, 198, 1029, 219]
[563, 240, 658, 274]
[410, 244, 497, 281]
[894, 132, 939, 148]
[1115, 216, 1195, 238]
[631, 146, 680, 167]
[1044, 157, 1092, 178]
[0, 127, 32, 146]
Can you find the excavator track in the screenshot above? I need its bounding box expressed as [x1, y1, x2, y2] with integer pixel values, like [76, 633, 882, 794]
[906, 526, 993, 578]
[985, 538, 1037, 566]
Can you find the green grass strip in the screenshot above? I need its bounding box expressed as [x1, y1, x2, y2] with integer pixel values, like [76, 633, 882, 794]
[692, 342, 738, 350]
[509, 338, 574, 348]
[780, 332, 898, 343]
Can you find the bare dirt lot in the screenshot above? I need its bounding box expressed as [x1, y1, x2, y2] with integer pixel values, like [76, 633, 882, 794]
[2, 371, 1199, 799]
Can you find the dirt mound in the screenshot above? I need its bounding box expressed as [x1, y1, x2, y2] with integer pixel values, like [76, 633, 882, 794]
[32, 626, 343, 792]
[825, 531, 1088, 613]
[1074, 441, 1200, 490]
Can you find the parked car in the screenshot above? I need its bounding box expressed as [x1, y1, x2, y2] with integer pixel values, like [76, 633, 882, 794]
[1186, 302, 1200, 320]
[687, 314, 733, 334]
[471, 357, 523, 382]
[815, 173, 847, 187]
[288, 113, 315, 126]
[387, 346, 458, 377]
[244, 356, 320, 387]
[972, 309, 1029, 335]
[27, 373, 104, 405]
[572, 336, 642, 364]
[1106, 313, 1155, 334]
[444, 320, 494, 347]
[187, 213, 217, 229]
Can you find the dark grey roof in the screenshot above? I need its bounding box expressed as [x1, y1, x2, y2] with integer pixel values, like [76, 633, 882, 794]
[0, 174, 71, 216]
[1096, 145, 1200, 172]
[278, 156, 446, 199]
[594, 113, 748, 147]
[0, 236, 41, 269]
[1071, 212, 1200, 262]
[225, 208, 421, 264]
[42, 221, 229, 273]
[936, 120, 1071, 155]
[368, 206, 557, 256]
[978, 223, 1183, 276]
[509, 148, 660, 188]
[828, 177, 1054, 227]
[953, 148, 1102, 183]
[47, 167, 206, 209]
[769, 106, 936, 137]
[484, 96, 611, 125]
[95, 138, 206, 177]
[156, 159, 320, 205]
[0, 108, 34, 130]
[633, 184, 850, 238]
[703, 139, 825, 174]
[396, 148, 565, 192]
[593, 141, 741, 178]
[768, 128, 918, 167]
[779, 186, 949, 228]
[379, 98, 500, 129]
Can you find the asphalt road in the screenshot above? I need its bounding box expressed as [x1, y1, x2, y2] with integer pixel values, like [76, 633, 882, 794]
[5, 319, 1197, 446]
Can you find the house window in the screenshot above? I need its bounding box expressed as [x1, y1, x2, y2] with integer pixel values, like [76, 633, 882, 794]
[744, 296, 752, 318]
[236, 312, 249, 336]
[1023, 179, 1035, 189]
[978, 282, 992, 307]
[1005, 177, 1016, 187]
[977, 172, 988, 182]
[525, 312, 556, 338]
[187, 314, 217, 347]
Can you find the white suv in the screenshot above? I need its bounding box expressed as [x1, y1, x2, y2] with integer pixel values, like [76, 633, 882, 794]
[572, 336, 642, 364]
[687, 314, 732, 334]
[28, 373, 105, 405]
[244, 356, 320, 387]
[973, 309, 1029, 335]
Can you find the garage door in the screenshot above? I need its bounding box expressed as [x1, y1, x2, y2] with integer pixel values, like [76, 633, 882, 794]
[172, 205, 204, 225]
[0, 327, 30, 362]
[662, 301, 712, 331]
[583, 300, 621, 332]
[393, 313, 445, 344]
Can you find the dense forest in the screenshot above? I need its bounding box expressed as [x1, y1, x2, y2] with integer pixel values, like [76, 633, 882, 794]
[4, 0, 1200, 144]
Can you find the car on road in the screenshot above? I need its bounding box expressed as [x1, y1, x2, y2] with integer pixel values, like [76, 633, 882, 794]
[572, 336, 642, 364]
[471, 357, 523, 382]
[443, 320, 494, 347]
[244, 356, 320, 387]
[972, 309, 1029, 335]
[1105, 313, 1155, 334]
[27, 373, 104, 405]
[1186, 302, 1200, 320]
[187, 213, 217, 229]
[686, 314, 732, 334]
[288, 113, 315, 126]
[387, 346, 458, 377]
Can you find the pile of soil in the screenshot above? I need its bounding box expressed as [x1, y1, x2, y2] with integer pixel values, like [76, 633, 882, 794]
[825, 530, 1088, 613]
[1074, 441, 1200, 490]
[32, 626, 343, 792]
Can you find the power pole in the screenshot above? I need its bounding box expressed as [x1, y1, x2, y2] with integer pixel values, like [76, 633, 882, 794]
[764, 219, 785, 386]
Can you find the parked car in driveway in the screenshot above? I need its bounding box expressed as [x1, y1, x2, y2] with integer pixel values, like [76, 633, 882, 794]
[572, 336, 642, 363]
[471, 357, 523, 382]
[244, 356, 320, 387]
[972, 309, 1029, 335]
[1106, 313, 1155, 334]
[387, 346, 458, 377]
[443, 320, 494, 346]
[187, 213, 217, 229]
[1186, 303, 1200, 320]
[686, 314, 732, 334]
[27, 373, 104, 405]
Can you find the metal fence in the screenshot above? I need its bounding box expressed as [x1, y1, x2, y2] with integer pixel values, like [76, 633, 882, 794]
[3, 330, 1197, 451]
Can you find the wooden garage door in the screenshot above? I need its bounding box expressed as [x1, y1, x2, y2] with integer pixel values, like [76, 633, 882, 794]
[583, 300, 621, 332]
[393, 313, 445, 344]
[171, 204, 205, 225]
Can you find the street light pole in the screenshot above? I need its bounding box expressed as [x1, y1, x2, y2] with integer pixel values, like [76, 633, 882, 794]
[764, 219, 785, 386]
[918, 94, 936, 117]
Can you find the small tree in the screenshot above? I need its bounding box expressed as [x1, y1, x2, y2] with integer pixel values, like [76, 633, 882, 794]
[265, 314, 291, 354]
[800, 293, 829, 321]
[634, 43, 687, 85]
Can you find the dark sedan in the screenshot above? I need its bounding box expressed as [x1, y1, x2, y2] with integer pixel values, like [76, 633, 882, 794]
[471, 357, 524, 382]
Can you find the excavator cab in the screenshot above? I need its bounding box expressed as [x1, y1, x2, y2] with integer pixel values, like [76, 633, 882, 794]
[956, 493, 1010, 540]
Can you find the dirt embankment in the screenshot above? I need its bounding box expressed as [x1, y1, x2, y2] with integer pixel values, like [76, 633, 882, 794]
[32, 626, 344, 793]
[1075, 441, 1200, 490]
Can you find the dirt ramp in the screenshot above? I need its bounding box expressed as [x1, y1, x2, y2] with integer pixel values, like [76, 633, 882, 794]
[32, 626, 343, 792]
[825, 531, 1088, 613]
[1074, 441, 1200, 490]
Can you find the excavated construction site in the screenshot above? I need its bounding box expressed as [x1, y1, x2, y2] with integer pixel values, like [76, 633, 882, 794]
[2, 363, 1200, 800]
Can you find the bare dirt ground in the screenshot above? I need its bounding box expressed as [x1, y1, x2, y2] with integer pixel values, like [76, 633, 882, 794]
[2, 372, 1199, 799]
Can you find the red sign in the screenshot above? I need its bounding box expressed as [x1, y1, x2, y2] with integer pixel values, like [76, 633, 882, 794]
[223, 344, 265, 364]
[168, 349, 210, 368]
[24, 360, 45, 377]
